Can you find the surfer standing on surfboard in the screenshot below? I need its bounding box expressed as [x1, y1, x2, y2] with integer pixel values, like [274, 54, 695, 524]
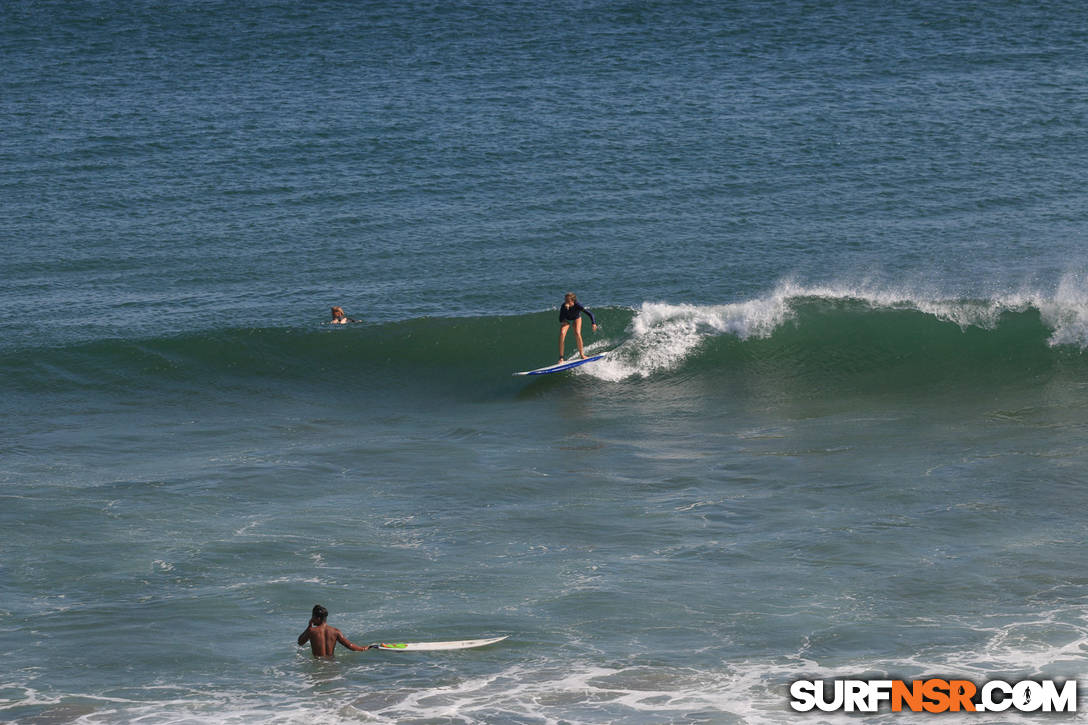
[297, 605, 374, 657]
[558, 292, 597, 363]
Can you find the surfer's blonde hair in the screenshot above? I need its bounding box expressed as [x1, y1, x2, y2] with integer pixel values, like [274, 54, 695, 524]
[564, 292, 577, 303]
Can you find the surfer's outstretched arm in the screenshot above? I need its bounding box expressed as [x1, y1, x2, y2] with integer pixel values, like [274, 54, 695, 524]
[337, 632, 373, 651]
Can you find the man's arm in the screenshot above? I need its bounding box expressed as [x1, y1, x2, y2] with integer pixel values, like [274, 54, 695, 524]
[298, 619, 315, 646]
[337, 630, 373, 652]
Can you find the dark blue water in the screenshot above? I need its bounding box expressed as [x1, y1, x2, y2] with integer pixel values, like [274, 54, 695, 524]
[3, 1, 1087, 722]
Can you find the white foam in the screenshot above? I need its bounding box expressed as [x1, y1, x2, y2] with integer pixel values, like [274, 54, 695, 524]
[585, 293, 793, 382]
[340, 663, 749, 724]
[583, 277, 1088, 381]
[8, 616, 1087, 725]
[1037, 272, 1088, 348]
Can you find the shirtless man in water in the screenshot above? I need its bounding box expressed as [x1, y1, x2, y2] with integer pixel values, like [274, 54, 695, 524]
[297, 605, 374, 657]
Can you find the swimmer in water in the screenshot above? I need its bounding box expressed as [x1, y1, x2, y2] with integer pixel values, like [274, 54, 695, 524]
[330, 306, 360, 324]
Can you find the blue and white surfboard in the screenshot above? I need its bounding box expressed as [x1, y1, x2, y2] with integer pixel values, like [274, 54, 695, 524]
[513, 354, 606, 376]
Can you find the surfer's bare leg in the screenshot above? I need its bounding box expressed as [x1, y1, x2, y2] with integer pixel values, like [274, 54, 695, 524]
[572, 317, 585, 358]
[558, 322, 569, 362]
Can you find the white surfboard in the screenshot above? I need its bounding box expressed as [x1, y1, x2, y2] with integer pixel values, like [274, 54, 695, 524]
[513, 354, 605, 376]
[374, 635, 508, 651]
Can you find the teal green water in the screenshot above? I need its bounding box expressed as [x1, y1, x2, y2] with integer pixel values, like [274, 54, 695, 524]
[3, 1, 1088, 722]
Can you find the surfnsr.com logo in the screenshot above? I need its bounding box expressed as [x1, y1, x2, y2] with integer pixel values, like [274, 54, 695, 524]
[789, 679, 1077, 713]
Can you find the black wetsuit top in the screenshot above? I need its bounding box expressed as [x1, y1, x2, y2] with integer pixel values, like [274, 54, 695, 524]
[559, 302, 595, 325]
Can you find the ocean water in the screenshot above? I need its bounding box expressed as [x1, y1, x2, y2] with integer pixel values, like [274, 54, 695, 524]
[3, 1, 1088, 722]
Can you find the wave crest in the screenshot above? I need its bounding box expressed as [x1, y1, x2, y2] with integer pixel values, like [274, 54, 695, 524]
[586, 280, 1088, 383]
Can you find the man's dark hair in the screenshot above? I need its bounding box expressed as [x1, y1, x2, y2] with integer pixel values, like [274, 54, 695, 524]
[311, 605, 328, 623]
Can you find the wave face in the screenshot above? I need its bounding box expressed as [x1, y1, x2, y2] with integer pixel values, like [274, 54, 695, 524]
[588, 282, 1088, 388]
[6, 283, 1088, 399]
